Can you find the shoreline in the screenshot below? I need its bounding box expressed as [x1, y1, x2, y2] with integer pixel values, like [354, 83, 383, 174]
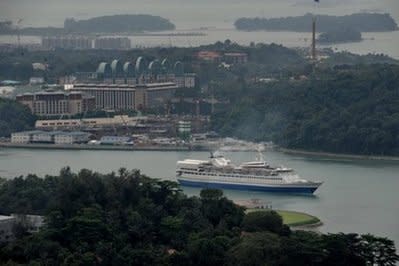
[0, 142, 196, 152]
[277, 147, 399, 161]
[245, 208, 322, 229]
[1, 142, 399, 161]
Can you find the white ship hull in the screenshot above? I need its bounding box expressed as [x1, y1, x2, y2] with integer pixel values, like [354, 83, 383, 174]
[177, 172, 322, 194]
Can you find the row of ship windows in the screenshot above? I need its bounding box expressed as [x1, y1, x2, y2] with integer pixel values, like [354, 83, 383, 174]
[182, 171, 281, 180]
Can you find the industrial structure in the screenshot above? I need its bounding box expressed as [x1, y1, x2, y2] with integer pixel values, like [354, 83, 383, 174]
[68, 57, 196, 88]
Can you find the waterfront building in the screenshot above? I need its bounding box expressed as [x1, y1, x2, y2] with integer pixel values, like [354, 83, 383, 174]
[31, 131, 63, 143]
[11, 130, 44, 143]
[12, 130, 90, 144]
[16, 90, 95, 117]
[54, 132, 91, 144]
[69, 82, 177, 111]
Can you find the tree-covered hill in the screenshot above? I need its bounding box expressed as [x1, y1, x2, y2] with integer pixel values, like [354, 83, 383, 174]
[235, 13, 398, 32]
[318, 27, 362, 44]
[0, 99, 36, 137]
[64, 14, 176, 33]
[0, 169, 398, 265]
[211, 64, 399, 156]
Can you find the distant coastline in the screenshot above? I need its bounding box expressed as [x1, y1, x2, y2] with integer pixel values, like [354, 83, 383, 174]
[277, 147, 399, 161]
[235, 13, 399, 32]
[2, 142, 399, 161]
[0, 14, 176, 36]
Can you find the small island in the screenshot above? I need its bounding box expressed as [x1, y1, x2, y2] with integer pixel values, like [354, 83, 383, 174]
[0, 14, 176, 36]
[64, 14, 176, 33]
[235, 13, 398, 32]
[318, 27, 362, 44]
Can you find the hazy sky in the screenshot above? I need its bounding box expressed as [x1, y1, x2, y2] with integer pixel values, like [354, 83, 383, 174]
[1, 0, 398, 29]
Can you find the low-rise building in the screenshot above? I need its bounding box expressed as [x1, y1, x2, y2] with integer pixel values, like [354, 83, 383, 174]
[11, 130, 44, 143]
[54, 131, 91, 144]
[31, 131, 63, 143]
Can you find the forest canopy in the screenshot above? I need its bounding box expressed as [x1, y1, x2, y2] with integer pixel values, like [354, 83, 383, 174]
[0, 99, 36, 137]
[211, 64, 399, 156]
[0, 168, 398, 265]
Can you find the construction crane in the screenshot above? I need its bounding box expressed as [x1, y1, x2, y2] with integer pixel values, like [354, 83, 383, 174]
[311, 0, 319, 61]
[16, 19, 23, 48]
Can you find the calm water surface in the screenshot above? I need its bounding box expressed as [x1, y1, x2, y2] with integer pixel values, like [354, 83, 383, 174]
[0, 148, 398, 245]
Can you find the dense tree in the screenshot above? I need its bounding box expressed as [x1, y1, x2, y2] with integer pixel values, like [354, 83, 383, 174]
[0, 169, 397, 265]
[211, 64, 399, 156]
[241, 211, 284, 234]
[0, 99, 36, 137]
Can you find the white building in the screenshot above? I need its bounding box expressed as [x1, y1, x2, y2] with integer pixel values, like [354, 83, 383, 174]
[11, 130, 44, 143]
[178, 121, 191, 134]
[0, 215, 16, 243]
[54, 132, 90, 144]
[31, 131, 63, 143]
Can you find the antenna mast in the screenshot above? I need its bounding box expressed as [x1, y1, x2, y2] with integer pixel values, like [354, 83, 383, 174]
[311, 0, 319, 61]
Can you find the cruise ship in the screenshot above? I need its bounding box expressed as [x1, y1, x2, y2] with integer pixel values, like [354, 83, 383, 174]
[176, 154, 322, 194]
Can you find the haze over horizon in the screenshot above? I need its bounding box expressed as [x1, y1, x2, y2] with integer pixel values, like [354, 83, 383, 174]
[1, 0, 399, 29]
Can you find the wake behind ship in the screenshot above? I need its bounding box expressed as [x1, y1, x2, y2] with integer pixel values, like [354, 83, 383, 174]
[176, 154, 322, 194]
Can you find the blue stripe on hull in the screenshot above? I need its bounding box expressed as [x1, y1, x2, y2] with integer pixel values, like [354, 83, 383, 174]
[178, 179, 318, 194]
